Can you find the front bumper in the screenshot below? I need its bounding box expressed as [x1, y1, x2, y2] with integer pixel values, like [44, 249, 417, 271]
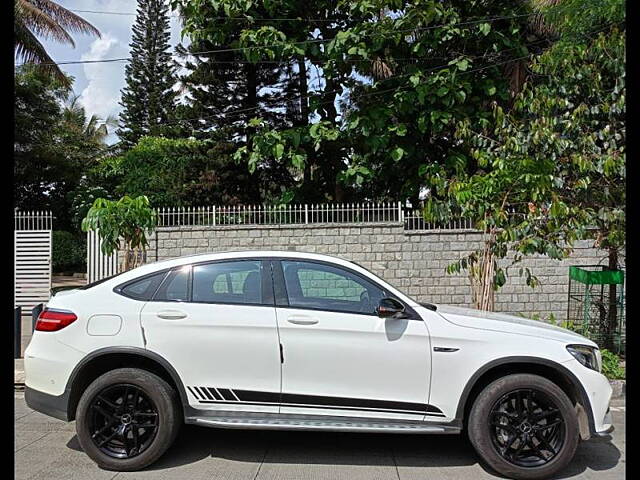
[25, 386, 71, 422]
[562, 358, 614, 438]
[593, 408, 614, 437]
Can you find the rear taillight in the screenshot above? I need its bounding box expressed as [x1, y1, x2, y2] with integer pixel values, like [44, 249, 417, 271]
[35, 309, 77, 332]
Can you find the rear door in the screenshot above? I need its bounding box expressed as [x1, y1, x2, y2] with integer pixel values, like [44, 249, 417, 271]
[273, 259, 433, 421]
[139, 259, 281, 413]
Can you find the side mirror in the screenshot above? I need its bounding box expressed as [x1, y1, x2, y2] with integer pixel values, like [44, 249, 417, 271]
[376, 298, 406, 318]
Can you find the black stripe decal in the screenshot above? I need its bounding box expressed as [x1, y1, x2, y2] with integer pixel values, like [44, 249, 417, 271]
[195, 387, 209, 400]
[196, 399, 444, 416]
[187, 386, 200, 399]
[196, 389, 444, 416]
[207, 387, 223, 401]
[217, 388, 237, 401]
[234, 389, 281, 403]
[199, 387, 214, 400]
[281, 392, 429, 413]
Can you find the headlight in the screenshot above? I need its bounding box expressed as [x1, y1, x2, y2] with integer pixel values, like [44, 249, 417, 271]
[567, 345, 602, 372]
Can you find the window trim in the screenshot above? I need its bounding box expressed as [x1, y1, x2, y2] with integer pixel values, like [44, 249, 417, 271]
[273, 258, 420, 320]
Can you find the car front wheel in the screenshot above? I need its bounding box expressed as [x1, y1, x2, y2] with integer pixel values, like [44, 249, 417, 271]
[468, 373, 579, 480]
[76, 368, 181, 471]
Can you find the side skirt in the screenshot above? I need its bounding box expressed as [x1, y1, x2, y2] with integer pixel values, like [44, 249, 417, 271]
[184, 410, 461, 435]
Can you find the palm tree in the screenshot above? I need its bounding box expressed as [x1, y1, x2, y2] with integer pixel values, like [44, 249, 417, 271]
[62, 95, 118, 144]
[14, 0, 100, 86]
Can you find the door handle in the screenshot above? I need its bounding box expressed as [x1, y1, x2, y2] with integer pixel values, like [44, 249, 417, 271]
[287, 315, 319, 325]
[157, 310, 187, 320]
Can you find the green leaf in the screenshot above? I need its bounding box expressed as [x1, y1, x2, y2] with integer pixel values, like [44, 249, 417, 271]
[391, 147, 405, 162]
[273, 143, 284, 160]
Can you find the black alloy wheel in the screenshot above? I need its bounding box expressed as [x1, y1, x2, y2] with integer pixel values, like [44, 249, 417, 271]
[489, 388, 565, 467]
[88, 384, 159, 459]
[76, 368, 181, 471]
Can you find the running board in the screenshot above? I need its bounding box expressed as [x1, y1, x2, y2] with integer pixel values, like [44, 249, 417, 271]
[186, 415, 460, 434]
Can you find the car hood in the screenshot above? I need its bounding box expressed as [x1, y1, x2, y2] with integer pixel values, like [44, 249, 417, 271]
[434, 304, 596, 346]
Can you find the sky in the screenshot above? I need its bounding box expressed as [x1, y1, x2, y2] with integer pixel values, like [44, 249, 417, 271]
[38, 1, 347, 144]
[39, 0, 185, 141]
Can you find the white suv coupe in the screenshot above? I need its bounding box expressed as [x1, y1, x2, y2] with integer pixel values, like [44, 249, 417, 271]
[25, 251, 613, 479]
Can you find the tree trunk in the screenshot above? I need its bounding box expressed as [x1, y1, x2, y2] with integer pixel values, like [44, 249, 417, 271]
[297, 59, 313, 199]
[471, 231, 496, 311]
[246, 63, 257, 151]
[322, 75, 345, 202]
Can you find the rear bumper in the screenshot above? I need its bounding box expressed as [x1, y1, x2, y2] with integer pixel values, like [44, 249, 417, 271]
[25, 386, 71, 422]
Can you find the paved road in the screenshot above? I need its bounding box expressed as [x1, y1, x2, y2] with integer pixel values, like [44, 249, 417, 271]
[15, 392, 625, 480]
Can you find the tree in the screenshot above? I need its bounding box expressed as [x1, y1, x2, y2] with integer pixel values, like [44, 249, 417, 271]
[96, 135, 291, 207]
[14, 0, 100, 86]
[14, 66, 113, 230]
[82, 196, 157, 271]
[117, 0, 177, 148]
[172, 0, 534, 203]
[423, 21, 624, 313]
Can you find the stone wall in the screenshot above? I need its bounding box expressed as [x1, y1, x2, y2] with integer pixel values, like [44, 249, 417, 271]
[146, 222, 608, 320]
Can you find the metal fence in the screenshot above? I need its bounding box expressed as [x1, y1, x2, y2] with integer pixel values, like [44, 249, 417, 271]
[14, 211, 53, 311]
[87, 229, 119, 284]
[403, 212, 475, 231]
[14, 210, 53, 230]
[155, 203, 476, 231]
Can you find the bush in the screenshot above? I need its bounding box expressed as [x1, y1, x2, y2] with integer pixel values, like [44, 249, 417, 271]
[601, 349, 625, 380]
[52, 231, 86, 273]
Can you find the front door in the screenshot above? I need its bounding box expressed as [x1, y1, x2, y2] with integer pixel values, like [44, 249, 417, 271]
[140, 259, 281, 413]
[273, 259, 433, 421]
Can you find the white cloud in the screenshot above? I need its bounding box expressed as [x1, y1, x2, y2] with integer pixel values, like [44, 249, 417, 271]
[43, 1, 186, 143]
[78, 33, 128, 122]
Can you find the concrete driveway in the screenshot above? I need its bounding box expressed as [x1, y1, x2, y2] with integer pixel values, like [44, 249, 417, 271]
[15, 392, 625, 480]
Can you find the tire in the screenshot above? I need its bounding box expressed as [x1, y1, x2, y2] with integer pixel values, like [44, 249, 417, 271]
[468, 374, 579, 480]
[76, 368, 181, 471]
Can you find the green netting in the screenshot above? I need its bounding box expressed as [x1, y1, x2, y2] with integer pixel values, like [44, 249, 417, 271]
[569, 266, 624, 285]
[567, 265, 626, 355]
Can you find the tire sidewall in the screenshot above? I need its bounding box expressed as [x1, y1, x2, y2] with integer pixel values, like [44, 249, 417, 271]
[468, 374, 580, 480]
[76, 368, 181, 471]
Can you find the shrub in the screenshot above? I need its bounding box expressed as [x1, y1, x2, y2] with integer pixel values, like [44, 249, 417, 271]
[52, 231, 86, 273]
[600, 349, 625, 380]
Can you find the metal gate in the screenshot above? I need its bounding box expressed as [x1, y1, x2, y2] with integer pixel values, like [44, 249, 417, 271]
[87, 229, 119, 283]
[14, 211, 52, 310]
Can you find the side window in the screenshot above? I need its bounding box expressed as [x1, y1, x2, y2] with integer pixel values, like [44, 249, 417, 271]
[193, 260, 265, 305]
[153, 266, 190, 302]
[118, 271, 167, 300]
[281, 260, 386, 315]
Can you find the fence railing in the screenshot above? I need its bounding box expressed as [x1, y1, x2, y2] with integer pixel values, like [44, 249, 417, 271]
[14, 210, 53, 230]
[403, 212, 475, 231]
[156, 202, 405, 227]
[154, 203, 477, 231]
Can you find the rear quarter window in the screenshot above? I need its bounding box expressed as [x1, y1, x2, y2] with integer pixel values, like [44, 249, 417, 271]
[116, 271, 167, 300]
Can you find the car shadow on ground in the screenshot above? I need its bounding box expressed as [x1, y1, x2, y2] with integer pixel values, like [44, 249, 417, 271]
[66, 425, 622, 478]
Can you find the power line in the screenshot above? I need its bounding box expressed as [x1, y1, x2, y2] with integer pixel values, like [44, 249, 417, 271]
[69, 8, 534, 24]
[17, 12, 539, 67]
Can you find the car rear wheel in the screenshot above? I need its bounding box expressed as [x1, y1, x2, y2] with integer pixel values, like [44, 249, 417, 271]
[468, 373, 579, 480]
[76, 368, 181, 471]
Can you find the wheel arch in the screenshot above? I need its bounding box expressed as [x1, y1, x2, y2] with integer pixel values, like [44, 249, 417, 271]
[455, 356, 595, 437]
[65, 347, 188, 421]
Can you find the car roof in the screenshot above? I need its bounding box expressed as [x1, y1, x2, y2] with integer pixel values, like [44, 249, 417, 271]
[116, 250, 361, 280]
